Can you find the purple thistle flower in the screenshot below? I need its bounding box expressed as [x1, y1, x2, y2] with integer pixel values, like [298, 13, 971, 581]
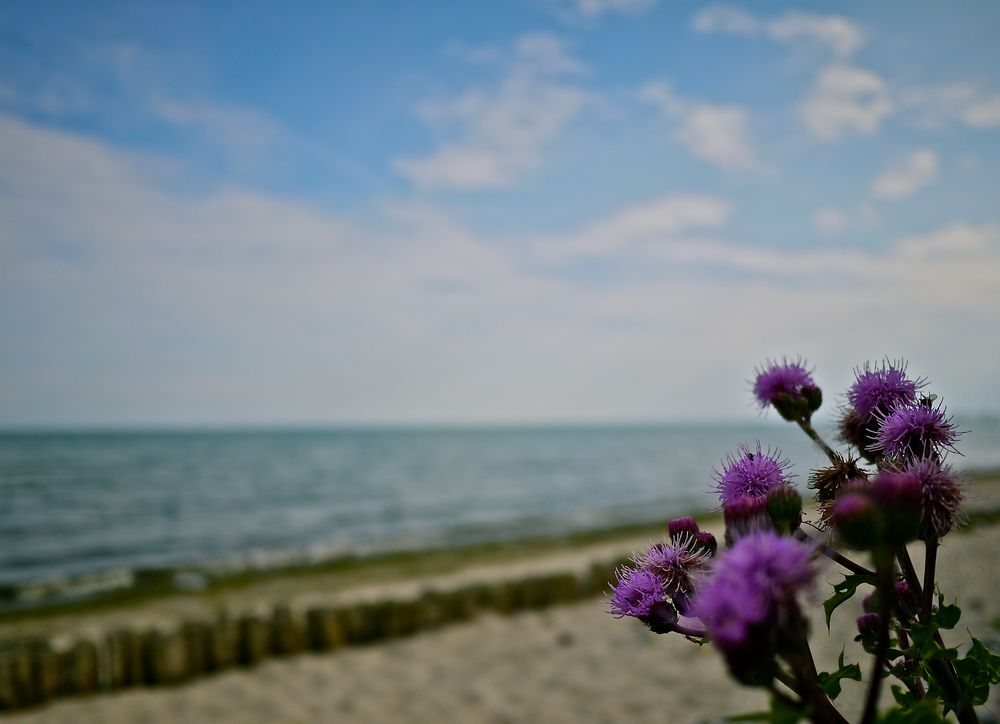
[607, 566, 668, 619]
[872, 401, 960, 459]
[752, 357, 819, 411]
[693, 532, 817, 681]
[714, 443, 793, 507]
[638, 538, 711, 614]
[903, 458, 965, 538]
[847, 359, 924, 419]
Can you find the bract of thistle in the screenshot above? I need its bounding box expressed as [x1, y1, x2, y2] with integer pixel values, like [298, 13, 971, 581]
[714, 442, 793, 507]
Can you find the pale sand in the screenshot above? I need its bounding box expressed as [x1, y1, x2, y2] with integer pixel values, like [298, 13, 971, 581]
[4, 521, 998, 723]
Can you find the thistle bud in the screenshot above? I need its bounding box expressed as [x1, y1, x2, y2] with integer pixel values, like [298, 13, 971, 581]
[668, 516, 699, 542]
[832, 491, 883, 550]
[871, 471, 922, 544]
[695, 531, 718, 557]
[803, 384, 823, 414]
[895, 580, 918, 613]
[752, 358, 820, 422]
[723, 495, 772, 546]
[862, 592, 877, 614]
[856, 612, 881, 653]
[766, 485, 802, 534]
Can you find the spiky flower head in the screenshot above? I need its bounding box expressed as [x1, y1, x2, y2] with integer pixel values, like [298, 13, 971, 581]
[752, 357, 822, 420]
[714, 443, 793, 507]
[872, 401, 960, 460]
[607, 566, 672, 620]
[847, 359, 924, 419]
[809, 454, 869, 529]
[638, 538, 711, 615]
[902, 458, 965, 539]
[693, 532, 817, 685]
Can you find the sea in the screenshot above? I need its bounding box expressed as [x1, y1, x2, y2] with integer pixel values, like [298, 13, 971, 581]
[2, 419, 999, 609]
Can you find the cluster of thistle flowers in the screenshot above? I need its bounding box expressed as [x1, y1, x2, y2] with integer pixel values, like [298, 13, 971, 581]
[608, 358, 975, 723]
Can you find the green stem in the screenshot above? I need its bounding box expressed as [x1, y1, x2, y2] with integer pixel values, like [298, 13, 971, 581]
[922, 535, 938, 622]
[796, 418, 839, 465]
[860, 551, 893, 724]
[794, 528, 874, 576]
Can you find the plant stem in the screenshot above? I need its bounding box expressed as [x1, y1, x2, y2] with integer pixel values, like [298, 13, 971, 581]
[892, 627, 926, 700]
[896, 545, 979, 723]
[922, 535, 938, 622]
[796, 418, 839, 465]
[860, 551, 894, 724]
[794, 528, 874, 577]
[775, 669, 800, 696]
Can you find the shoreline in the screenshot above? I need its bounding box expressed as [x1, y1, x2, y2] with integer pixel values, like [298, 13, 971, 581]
[4, 466, 1000, 626]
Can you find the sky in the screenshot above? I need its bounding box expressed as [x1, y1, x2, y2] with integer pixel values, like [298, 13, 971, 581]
[1, 0, 999, 427]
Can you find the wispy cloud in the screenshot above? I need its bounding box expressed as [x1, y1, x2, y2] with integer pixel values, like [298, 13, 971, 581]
[692, 5, 864, 58]
[871, 149, 938, 201]
[900, 83, 1000, 130]
[640, 81, 763, 172]
[533, 194, 731, 259]
[800, 65, 892, 141]
[147, 97, 283, 160]
[571, 0, 656, 19]
[4, 109, 999, 422]
[395, 34, 589, 191]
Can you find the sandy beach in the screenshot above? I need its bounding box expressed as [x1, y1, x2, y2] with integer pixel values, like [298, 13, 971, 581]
[3, 475, 998, 724]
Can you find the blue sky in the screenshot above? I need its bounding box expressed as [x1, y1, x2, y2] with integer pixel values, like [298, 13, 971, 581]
[1, 0, 999, 426]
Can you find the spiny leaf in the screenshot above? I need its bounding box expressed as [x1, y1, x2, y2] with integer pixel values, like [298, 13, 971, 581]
[822, 572, 875, 630]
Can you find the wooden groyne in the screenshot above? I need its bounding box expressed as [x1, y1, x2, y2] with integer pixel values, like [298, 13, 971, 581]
[0, 557, 624, 711]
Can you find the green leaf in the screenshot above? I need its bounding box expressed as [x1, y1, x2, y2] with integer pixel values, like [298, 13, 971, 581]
[933, 603, 961, 629]
[818, 650, 862, 700]
[952, 635, 1000, 706]
[822, 572, 876, 630]
[877, 700, 948, 723]
[889, 684, 917, 708]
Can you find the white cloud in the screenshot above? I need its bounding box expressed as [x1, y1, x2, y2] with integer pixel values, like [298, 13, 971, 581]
[693, 6, 864, 58]
[900, 83, 1000, 130]
[572, 0, 656, 18]
[812, 208, 851, 236]
[2, 111, 999, 424]
[800, 65, 892, 140]
[871, 149, 938, 201]
[962, 96, 1000, 128]
[534, 194, 731, 259]
[148, 97, 282, 159]
[395, 34, 588, 190]
[640, 82, 762, 171]
[894, 221, 1000, 258]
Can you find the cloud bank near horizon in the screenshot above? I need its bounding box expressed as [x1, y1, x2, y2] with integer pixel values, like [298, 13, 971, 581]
[1, 1, 999, 425]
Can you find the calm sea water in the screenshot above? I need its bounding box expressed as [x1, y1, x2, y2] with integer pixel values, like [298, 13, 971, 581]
[2, 419, 999, 602]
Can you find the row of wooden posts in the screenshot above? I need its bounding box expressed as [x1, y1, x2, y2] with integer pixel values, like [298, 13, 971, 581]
[0, 557, 624, 711]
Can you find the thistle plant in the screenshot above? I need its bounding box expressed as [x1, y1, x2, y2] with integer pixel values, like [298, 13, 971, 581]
[607, 358, 999, 723]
